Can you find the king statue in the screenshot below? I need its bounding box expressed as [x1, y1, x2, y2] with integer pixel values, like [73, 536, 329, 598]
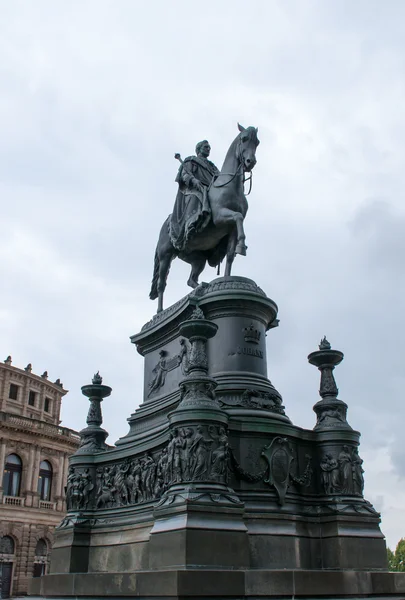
[170, 140, 220, 252]
[150, 123, 260, 312]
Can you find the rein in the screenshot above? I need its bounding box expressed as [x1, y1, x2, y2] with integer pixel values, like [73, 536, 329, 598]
[211, 162, 243, 189]
[244, 172, 253, 195]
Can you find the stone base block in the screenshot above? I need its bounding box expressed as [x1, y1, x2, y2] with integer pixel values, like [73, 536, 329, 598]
[30, 568, 405, 599]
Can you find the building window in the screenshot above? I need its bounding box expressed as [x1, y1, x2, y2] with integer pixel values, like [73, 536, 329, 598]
[0, 536, 14, 555]
[37, 461, 52, 501]
[3, 454, 22, 497]
[33, 539, 48, 578]
[0, 536, 14, 598]
[35, 539, 47, 557]
[8, 384, 19, 401]
[44, 397, 51, 413]
[28, 391, 36, 406]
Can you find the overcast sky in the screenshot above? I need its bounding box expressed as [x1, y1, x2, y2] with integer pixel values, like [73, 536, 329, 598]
[1, 0, 405, 549]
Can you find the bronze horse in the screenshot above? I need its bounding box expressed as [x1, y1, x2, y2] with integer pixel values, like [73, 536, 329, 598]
[150, 124, 260, 312]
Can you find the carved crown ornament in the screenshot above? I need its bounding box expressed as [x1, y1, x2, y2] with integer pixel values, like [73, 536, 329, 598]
[243, 323, 261, 344]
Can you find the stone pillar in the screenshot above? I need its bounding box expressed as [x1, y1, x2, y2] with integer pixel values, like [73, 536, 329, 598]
[39, 384, 45, 421]
[31, 445, 41, 507]
[150, 307, 249, 570]
[54, 395, 62, 425]
[24, 445, 36, 506]
[22, 375, 29, 417]
[55, 453, 65, 510]
[0, 439, 7, 501]
[14, 522, 31, 595]
[61, 452, 70, 511]
[308, 337, 386, 569]
[0, 368, 11, 412]
[0, 439, 7, 472]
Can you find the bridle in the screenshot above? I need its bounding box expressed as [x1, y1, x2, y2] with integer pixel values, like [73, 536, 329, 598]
[211, 136, 254, 195]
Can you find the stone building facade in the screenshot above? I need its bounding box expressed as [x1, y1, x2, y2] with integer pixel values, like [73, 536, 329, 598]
[0, 356, 80, 597]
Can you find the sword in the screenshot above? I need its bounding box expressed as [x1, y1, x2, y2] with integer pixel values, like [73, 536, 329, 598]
[174, 153, 183, 164]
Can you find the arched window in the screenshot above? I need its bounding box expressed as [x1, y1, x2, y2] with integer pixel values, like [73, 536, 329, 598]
[0, 536, 14, 555]
[35, 539, 47, 556]
[33, 538, 48, 578]
[3, 454, 22, 497]
[37, 461, 52, 501]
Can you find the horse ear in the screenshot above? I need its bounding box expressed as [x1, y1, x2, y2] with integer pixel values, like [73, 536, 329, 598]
[255, 127, 258, 133]
[237, 123, 246, 132]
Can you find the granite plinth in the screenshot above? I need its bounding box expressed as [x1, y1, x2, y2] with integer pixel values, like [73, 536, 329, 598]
[30, 569, 405, 598]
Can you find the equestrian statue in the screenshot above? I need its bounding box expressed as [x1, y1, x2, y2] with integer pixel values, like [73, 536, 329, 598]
[150, 123, 260, 312]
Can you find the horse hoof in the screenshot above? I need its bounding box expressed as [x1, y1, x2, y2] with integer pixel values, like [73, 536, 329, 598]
[187, 278, 199, 289]
[235, 243, 247, 256]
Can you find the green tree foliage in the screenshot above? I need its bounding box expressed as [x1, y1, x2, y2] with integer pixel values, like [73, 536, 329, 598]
[387, 547, 396, 571]
[387, 538, 405, 571]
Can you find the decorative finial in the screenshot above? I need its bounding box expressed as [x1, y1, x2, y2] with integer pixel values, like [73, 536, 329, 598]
[4, 356, 12, 365]
[41, 371, 48, 379]
[189, 307, 205, 320]
[308, 338, 349, 430]
[92, 371, 103, 385]
[78, 373, 111, 455]
[24, 363, 32, 372]
[54, 378, 63, 388]
[319, 336, 331, 350]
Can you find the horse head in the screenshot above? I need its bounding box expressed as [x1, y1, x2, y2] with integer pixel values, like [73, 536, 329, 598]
[237, 123, 260, 172]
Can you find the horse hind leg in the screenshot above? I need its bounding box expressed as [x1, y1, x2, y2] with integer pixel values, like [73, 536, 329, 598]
[187, 255, 206, 289]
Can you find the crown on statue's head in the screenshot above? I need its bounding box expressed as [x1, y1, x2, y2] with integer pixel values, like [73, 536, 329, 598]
[243, 323, 261, 344]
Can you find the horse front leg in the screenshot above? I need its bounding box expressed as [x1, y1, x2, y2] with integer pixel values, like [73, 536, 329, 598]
[234, 213, 247, 256]
[224, 230, 238, 277]
[213, 208, 247, 256]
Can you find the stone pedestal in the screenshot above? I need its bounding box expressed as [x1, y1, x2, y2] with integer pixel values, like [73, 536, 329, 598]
[31, 277, 405, 599]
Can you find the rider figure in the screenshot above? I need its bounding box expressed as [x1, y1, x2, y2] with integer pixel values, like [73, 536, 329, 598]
[170, 140, 219, 252]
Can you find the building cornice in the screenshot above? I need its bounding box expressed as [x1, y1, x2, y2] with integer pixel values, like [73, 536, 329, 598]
[0, 411, 80, 448]
[0, 362, 68, 395]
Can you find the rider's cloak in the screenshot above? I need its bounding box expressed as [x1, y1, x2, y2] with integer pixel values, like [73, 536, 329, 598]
[170, 155, 219, 253]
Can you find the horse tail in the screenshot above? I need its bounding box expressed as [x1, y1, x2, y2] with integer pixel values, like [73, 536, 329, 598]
[149, 248, 160, 300]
